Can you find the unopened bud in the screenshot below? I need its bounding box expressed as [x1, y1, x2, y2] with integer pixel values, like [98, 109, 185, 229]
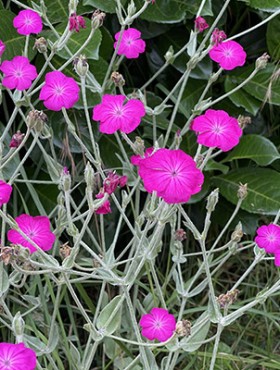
[84, 162, 95, 190]
[164, 45, 174, 64]
[255, 53, 270, 70]
[73, 54, 88, 77]
[61, 167, 71, 192]
[206, 188, 219, 212]
[59, 243, 72, 259]
[127, 0, 136, 18]
[237, 183, 248, 200]
[217, 289, 239, 309]
[12, 312, 25, 338]
[111, 71, 125, 87]
[91, 10, 106, 29]
[238, 115, 251, 129]
[134, 136, 145, 155]
[231, 222, 243, 242]
[175, 320, 191, 337]
[34, 37, 48, 53]
[175, 229, 187, 242]
[9, 131, 25, 148]
[26, 110, 48, 131]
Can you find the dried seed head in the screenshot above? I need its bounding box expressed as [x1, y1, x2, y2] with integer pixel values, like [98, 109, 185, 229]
[59, 243, 72, 259]
[34, 37, 48, 53]
[111, 71, 125, 87]
[238, 115, 251, 130]
[217, 289, 240, 309]
[176, 320, 191, 337]
[91, 10, 106, 29]
[237, 183, 248, 200]
[175, 229, 187, 242]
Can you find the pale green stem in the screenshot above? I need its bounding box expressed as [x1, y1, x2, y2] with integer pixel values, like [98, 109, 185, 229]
[199, 147, 214, 171]
[24, 34, 29, 57]
[0, 107, 19, 144]
[209, 324, 224, 370]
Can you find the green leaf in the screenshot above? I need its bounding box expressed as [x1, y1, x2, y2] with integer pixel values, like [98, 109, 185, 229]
[223, 135, 280, 166]
[267, 16, 280, 60]
[43, 20, 102, 60]
[0, 10, 36, 61]
[0, 262, 9, 298]
[135, 0, 186, 23]
[96, 295, 123, 335]
[83, 0, 127, 13]
[213, 168, 280, 215]
[238, 0, 280, 11]
[224, 76, 260, 115]
[205, 159, 229, 174]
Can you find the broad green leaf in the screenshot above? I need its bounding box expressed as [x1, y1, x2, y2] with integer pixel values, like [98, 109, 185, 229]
[43, 20, 102, 60]
[238, 0, 280, 11]
[205, 159, 229, 174]
[0, 10, 36, 61]
[135, 0, 186, 23]
[213, 168, 280, 215]
[267, 16, 280, 60]
[83, 0, 127, 13]
[224, 76, 260, 115]
[223, 135, 280, 166]
[0, 262, 9, 298]
[96, 295, 123, 335]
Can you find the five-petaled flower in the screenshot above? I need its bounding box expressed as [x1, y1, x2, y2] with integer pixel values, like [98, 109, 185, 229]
[114, 28, 146, 59]
[191, 109, 242, 151]
[69, 13, 86, 32]
[0, 56, 37, 91]
[0, 181, 12, 207]
[13, 9, 43, 35]
[194, 16, 209, 33]
[7, 214, 56, 254]
[0, 342, 36, 370]
[255, 224, 280, 254]
[39, 71, 80, 111]
[132, 148, 204, 204]
[139, 308, 176, 342]
[209, 40, 246, 70]
[0, 40, 5, 58]
[92, 94, 145, 134]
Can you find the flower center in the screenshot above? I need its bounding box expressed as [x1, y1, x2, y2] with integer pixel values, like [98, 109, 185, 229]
[126, 38, 134, 46]
[25, 17, 33, 25]
[171, 170, 178, 177]
[114, 108, 124, 117]
[54, 86, 64, 96]
[14, 69, 23, 78]
[224, 49, 233, 57]
[212, 124, 223, 134]
[154, 320, 162, 329]
[268, 234, 276, 242]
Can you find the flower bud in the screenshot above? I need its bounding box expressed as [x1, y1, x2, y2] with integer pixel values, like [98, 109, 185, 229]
[73, 54, 88, 77]
[164, 45, 175, 64]
[211, 28, 227, 46]
[12, 312, 25, 339]
[26, 110, 48, 132]
[175, 228, 187, 242]
[238, 115, 251, 130]
[61, 167, 71, 192]
[175, 320, 191, 337]
[111, 71, 125, 87]
[34, 37, 48, 53]
[231, 222, 243, 242]
[217, 289, 239, 309]
[255, 53, 270, 70]
[237, 183, 248, 200]
[9, 131, 25, 148]
[59, 242, 72, 259]
[134, 136, 145, 155]
[127, 0, 136, 18]
[194, 16, 209, 33]
[84, 162, 95, 190]
[91, 10, 106, 29]
[206, 188, 219, 212]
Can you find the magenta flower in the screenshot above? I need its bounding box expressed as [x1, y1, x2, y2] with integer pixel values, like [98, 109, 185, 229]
[0, 342, 36, 370]
[69, 13, 86, 32]
[274, 253, 280, 267]
[209, 40, 246, 70]
[0, 181, 12, 207]
[13, 9, 43, 35]
[103, 172, 127, 195]
[96, 199, 112, 214]
[131, 148, 154, 166]
[7, 214, 56, 254]
[211, 28, 227, 46]
[92, 94, 145, 134]
[39, 71, 80, 111]
[133, 148, 204, 204]
[194, 16, 209, 33]
[139, 308, 176, 342]
[191, 109, 242, 152]
[0, 56, 37, 91]
[0, 40, 5, 58]
[255, 224, 280, 254]
[114, 28, 146, 59]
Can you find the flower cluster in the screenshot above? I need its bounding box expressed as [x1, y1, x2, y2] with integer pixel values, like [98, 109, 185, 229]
[0, 342, 36, 370]
[114, 28, 146, 59]
[92, 94, 145, 134]
[191, 109, 242, 151]
[139, 308, 176, 342]
[255, 224, 280, 266]
[132, 148, 204, 204]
